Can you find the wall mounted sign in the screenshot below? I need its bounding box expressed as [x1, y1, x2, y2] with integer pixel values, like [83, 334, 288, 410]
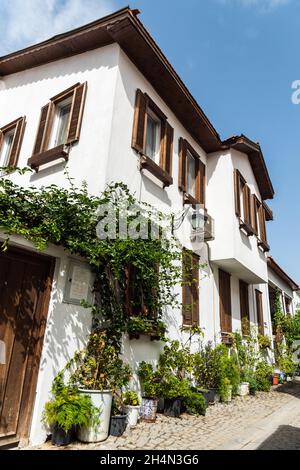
[63, 260, 94, 305]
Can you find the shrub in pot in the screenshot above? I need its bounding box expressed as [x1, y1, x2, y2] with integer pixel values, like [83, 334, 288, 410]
[69, 331, 132, 442]
[160, 375, 191, 418]
[42, 372, 99, 447]
[109, 393, 128, 437]
[193, 343, 224, 404]
[183, 391, 207, 416]
[219, 378, 232, 403]
[138, 362, 161, 422]
[255, 361, 273, 392]
[123, 390, 141, 428]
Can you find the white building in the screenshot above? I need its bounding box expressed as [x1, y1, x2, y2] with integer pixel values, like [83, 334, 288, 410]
[0, 7, 297, 446]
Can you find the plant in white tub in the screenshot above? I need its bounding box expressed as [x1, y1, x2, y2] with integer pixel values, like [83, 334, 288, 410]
[123, 390, 141, 428]
[68, 331, 132, 443]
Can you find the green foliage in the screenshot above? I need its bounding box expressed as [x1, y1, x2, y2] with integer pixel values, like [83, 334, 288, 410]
[0, 171, 182, 347]
[127, 317, 167, 340]
[158, 340, 194, 379]
[160, 376, 191, 400]
[69, 331, 132, 391]
[42, 372, 100, 432]
[123, 390, 141, 407]
[233, 329, 259, 379]
[193, 343, 224, 389]
[258, 334, 271, 351]
[255, 361, 273, 392]
[183, 391, 207, 416]
[276, 345, 297, 376]
[220, 351, 240, 396]
[218, 377, 232, 403]
[138, 362, 161, 398]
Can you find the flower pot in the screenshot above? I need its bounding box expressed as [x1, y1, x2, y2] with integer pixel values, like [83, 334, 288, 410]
[237, 382, 249, 397]
[77, 389, 112, 443]
[140, 397, 158, 422]
[206, 388, 217, 405]
[109, 414, 128, 437]
[287, 376, 292, 382]
[164, 397, 182, 418]
[273, 376, 279, 386]
[196, 389, 210, 406]
[124, 405, 140, 428]
[51, 425, 72, 446]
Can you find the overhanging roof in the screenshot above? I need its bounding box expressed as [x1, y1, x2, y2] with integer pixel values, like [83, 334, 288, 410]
[268, 257, 299, 291]
[222, 135, 275, 201]
[0, 7, 221, 153]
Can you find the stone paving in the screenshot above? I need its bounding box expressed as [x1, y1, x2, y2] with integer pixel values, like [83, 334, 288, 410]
[29, 381, 300, 451]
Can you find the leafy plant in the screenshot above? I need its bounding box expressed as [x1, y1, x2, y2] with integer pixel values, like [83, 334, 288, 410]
[219, 377, 232, 403]
[258, 334, 271, 351]
[138, 362, 161, 398]
[193, 343, 225, 390]
[159, 376, 191, 400]
[123, 390, 141, 407]
[220, 350, 240, 396]
[42, 372, 100, 433]
[69, 331, 132, 392]
[127, 317, 167, 340]
[255, 361, 273, 392]
[183, 391, 207, 416]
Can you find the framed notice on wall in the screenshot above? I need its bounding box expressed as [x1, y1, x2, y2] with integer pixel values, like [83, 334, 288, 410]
[63, 260, 94, 305]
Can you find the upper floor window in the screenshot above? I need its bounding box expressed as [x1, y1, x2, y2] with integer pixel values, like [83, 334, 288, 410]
[0, 117, 26, 169]
[27, 82, 87, 172]
[179, 138, 206, 206]
[132, 89, 174, 187]
[252, 194, 270, 252]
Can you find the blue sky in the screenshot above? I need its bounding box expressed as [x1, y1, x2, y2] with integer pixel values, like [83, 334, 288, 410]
[1, 0, 300, 282]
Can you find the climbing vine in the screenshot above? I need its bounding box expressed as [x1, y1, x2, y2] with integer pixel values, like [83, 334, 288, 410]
[0, 167, 183, 348]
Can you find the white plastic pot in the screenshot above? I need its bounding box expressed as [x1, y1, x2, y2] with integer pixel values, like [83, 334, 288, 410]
[124, 405, 140, 428]
[77, 389, 112, 443]
[237, 382, 249, 397]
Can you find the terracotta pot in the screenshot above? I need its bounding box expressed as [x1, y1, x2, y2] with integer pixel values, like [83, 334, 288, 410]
[273, 376, 279, 385]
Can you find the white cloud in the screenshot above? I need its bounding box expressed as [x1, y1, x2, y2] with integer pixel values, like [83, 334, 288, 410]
[217, 0, 291, 11]
[0, 0, 116, 55]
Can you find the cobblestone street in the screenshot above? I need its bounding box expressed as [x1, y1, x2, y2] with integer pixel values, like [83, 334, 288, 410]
[29, 380, 300, 451]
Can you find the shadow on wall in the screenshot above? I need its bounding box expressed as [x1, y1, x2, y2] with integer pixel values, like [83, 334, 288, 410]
[257, 425, 300, 450]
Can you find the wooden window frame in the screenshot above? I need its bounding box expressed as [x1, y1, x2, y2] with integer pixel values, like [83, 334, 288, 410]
[28, 82, 87, 172]
[239, 280, 250, 335]
[0, 117, 26, 168]
[182, 250, 200, 326]
[179, 138, 206, 207]
[132, 89, 174, 187]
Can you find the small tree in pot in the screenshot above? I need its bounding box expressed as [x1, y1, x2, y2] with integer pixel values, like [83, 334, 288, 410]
[138, 362, 161, 422]
[123, 390, 141, 428]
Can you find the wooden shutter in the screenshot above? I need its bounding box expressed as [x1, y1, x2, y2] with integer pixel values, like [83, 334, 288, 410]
[8, 117, 26, 167]
[32, 103, 54, 155]
[234, 170, 241, 217]
[197, 160, 206, 205]
[219, 269, 232, 333]
[132, 89, 147, 154]
[66, 82, 87, 144]
[239, 281, 250, 335]
[255, 289, 264, 334]
[178, 138, 187, 192]
[182, 251, 199, 326]
[258, 204, 267, 242]
[243, 184, 252, 226]
[251, 195, 259, 235]
[161, 121, 174, 175]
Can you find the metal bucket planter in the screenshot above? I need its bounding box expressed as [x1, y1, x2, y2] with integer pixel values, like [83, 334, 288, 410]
[109, 414, 128, 437]
[140, 397, 158, 422]
[237, 382, 249, 397]
[164, 398, 182, 418]
[77, 389, 112, 443]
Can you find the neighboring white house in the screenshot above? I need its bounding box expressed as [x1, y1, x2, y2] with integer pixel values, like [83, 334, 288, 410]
[0, 7, 297, 446]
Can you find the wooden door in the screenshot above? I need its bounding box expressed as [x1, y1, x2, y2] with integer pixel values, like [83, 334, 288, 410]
[219, 269, 232, 333]
[255, 289, 264, 335]
[0, 247, 54, 444]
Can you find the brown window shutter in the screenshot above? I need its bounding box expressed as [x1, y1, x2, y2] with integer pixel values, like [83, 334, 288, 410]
[258, 204, 267, 243]
[219, 269, 232, 333]
[161, 121, 174, 175]
[32, 103, 54, 155]
[198, 160, 206, 205]
[8, 117, 26, 167]
[255, 289, 264, 334]
[239, 281, 250, 335]
[251, 195, 259, 235]
[182, 250, 193, 326]
[178, 138, 187, 192]
[191, 253, 199, 325]
[66, 82, 87, 144]
[132, 89, 147, 154]
[243, 184, 251, 226]
[234, 170, 241, 217]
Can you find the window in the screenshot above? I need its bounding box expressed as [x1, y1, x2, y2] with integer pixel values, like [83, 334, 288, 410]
[132, 89, 174, 187]
[252, 194, 270, 252]
[178, 138, 206, 205]
[285, 295, 293, 315]
[125, 264, 158, 318]
[0, 117, 26, 169]
[255, 289, 264, 334]
[234, 170, 254, 235]
[239, 281, 250, 335]
[219, 269, 232, 335]
[28, 82, 87, 171]
[145, 108, 161, 163]
[182, 250, 199, 326]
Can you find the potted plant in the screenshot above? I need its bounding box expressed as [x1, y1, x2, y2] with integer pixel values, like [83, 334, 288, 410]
[138, 362, 160, 422]
[42, 372, 99, 447]
[123, 390, 141, 428]
[160, 375, 191, 418]
[69, 331, 131, 442]
[219, 378, 232, 403]
[193, 343, 223, 405]
[109, 393, 128, 437]
[183, 390, 207, 416]
[127, 317, 167, 341]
